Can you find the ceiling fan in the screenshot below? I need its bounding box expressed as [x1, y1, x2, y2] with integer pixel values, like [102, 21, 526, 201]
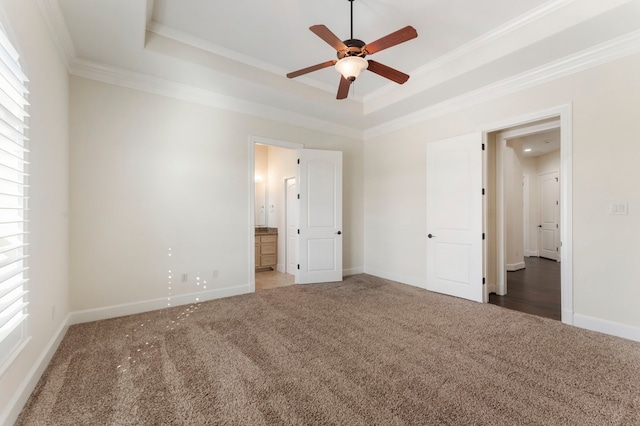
[287, 0, 418, 99]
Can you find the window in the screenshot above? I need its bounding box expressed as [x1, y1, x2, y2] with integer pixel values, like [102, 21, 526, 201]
[0, 26, 29, 370]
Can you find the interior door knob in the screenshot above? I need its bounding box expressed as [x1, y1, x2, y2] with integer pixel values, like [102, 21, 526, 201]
[336, 231, 342, 235]
[428, 234, 435, 239]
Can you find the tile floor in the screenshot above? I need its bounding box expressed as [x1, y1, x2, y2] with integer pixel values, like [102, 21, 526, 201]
[255, 270, 295, 290]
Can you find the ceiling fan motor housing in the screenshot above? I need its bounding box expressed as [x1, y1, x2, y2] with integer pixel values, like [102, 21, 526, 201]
[337, 39, 367, 59]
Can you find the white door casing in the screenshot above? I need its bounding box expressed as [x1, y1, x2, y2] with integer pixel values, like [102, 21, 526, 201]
[285, 177, 298, 275]
[296, 149, 343, 284]
[426, 133, 484, 303]
[539, 171, 560, 261]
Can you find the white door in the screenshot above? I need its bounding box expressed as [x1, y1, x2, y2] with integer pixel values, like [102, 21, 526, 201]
[426, 133, 484, 303]
[539, 171, 559, 261]
[296, 149, 343, 284]
[285, 178, 298, 275]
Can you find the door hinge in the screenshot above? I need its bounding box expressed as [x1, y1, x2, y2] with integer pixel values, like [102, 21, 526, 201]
[556, 247, 559, 252]
[482, 233, 485, 240]
[556, 201, 559, 205]
[482, 188, 485, 195]
[297, 158, 300, 164]
[297, 264, 300, 270]
[556, 224, 558, 228]
[483, 277, 486, 285]
[297, 229, 300, 234]
[297, 194, 300, 199]
[482, 143, 485, 151]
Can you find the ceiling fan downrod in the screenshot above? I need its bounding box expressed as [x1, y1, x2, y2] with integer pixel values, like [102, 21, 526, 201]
[349, 0, 354, 40]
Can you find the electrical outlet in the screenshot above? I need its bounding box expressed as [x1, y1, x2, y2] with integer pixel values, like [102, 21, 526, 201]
[212, 270, 218, 279]
[181, 273, 188, 283]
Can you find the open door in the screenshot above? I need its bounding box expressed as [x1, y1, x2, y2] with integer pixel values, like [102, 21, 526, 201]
[426, 133, 484, 302]
[296, 149, 343, 284]
[539, 171, 560, 261]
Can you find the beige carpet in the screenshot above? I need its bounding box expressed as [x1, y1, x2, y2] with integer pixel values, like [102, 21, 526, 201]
[16, 274, 640, 425]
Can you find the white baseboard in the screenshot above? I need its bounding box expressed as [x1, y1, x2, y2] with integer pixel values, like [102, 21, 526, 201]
[1, 314, 71, 426]
[343, 267, 364, 276]
[573, 313, 640, 342]
[506, 262, 526, 271]
[525, 250, 538, 257]
[363, 267, 426, 289]
[69, 285, 251, 325]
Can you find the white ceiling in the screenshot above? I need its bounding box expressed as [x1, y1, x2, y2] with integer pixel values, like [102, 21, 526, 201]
[44, 0, 640, 137]
[520, 129, 561, 157]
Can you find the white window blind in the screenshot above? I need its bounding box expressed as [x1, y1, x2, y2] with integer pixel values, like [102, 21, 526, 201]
[0, 26, 29, 370]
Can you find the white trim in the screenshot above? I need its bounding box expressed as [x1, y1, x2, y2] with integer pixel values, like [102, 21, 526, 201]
[251, 135, 304, 150]
[70, 59, 364, 141]
[506, 262, 526, 271]
[145, 21, 356, 101]
[248, 136, 304, 293]
[35, 0, 75, 70]
[343, 267, 364, 276]
[68, 285, 250, 325]
[35, 0, 640, 141]
[146, 21, 288, 77]
[365, 0, 579, 106]
[482, 104, 573, 325]
[525, 250, 539, 257]
[248, 137, 256, 293]
[365, 30, 640, 140]
[574, 314, 640, 343]
[0, 317, 69, 426]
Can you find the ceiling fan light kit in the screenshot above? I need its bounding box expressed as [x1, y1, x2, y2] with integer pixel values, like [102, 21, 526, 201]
[335, 56, 368, 81]
[287, 0, 417, 99]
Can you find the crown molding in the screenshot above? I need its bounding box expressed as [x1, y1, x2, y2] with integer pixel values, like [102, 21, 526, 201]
[36, 0, 75, 71]
[146, 21, 364, 103]
[365, 0, 576, 101]
[34, 0, 640, 142]
[364, 29, 640, 140]
[363, 0, 632, 113]
[70, 58, 363, 140]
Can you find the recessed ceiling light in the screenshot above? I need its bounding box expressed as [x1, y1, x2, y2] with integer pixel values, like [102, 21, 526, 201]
[524, 148, 532, 152]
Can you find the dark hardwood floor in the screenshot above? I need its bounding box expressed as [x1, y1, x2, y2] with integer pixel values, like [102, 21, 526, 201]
[489, 257, 561, 320]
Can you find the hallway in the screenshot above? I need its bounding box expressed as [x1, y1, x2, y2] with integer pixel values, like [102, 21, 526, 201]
[489, 257, 561, 320]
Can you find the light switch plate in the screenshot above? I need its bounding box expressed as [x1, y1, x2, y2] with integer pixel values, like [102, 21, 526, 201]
[608, 202, 628, 215]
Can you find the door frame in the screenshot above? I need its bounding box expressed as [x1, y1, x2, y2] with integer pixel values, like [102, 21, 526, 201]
[284, 176, 297, 275]
[483, 104, 573, 325]
[248, 136, 303, 292]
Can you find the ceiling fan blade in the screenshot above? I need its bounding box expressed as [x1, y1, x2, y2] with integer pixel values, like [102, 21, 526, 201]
[364, 26, 418, 55]
[337, 76, 351, 99]
[287, 60, 337, 79]
[310, 25, 348, 51]
[367, 60, 410, 84]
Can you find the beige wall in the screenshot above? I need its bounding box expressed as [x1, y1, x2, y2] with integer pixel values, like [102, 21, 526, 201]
[69, 76, 364, 311]
[364, 52, 640, 329]
[266, 146, 297, 271]
[0, 0, 70, 423]
[505, 138, 524, 269]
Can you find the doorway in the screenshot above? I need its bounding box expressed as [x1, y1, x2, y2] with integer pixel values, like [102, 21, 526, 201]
[250, 137, 302, 292]
[483, 105, 572, 324]
[249, 137, 344, 291]
[489, 127, 561, 319]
